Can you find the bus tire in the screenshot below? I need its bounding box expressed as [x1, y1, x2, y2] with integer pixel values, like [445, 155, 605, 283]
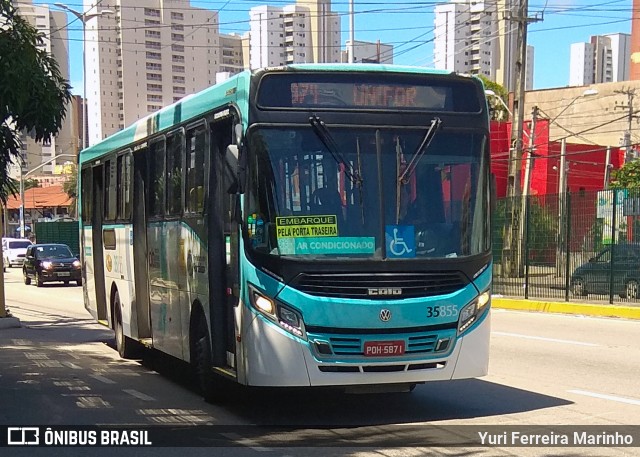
[193, 317, 222, 403]
[114, 291, 136, 359]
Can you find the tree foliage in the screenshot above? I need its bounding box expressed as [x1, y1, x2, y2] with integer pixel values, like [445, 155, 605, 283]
[0, 0, 71, 203]
[477, 75, 510, 122]
[63, 164, 77, 217]
[609, 160, 640, 189]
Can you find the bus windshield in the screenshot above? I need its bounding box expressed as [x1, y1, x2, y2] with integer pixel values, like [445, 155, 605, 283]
[245, 125, 490, 260]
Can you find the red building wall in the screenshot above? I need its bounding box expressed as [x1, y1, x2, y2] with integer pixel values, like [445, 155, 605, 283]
[489, 120, 624, 198]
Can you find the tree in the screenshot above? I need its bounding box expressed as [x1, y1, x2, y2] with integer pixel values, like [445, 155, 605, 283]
[0, 0, 72, 318]
[477, 75, 510, 122]
[62, 164, 77, 217]
[24, 178, 39, 190]
[0, 0, 71, 203]
[609, 160, 640, 189]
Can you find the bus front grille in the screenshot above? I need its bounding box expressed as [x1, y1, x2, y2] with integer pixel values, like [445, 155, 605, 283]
[327, 333, 439, 356]
[292, 272, 468, 299]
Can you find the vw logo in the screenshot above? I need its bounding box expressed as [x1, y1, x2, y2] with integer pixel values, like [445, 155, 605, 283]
[379, 309, 392, 322]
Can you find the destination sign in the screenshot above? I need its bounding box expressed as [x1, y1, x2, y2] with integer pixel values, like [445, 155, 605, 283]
[257, 72, 482, 112]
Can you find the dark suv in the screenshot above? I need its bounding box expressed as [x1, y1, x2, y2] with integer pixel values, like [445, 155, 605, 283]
[23, 243, 82, 287]
[571, 243, 640, 299]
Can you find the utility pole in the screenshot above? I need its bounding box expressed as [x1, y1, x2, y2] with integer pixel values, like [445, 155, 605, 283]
[555, 138, 567, 276]
[604, 146, 612, 189]
[502, 0, 542, 277]
[518, 105, 538, 275]
[614, 89, 637, 162]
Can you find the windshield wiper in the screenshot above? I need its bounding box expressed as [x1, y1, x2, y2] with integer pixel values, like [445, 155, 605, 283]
[309, 115, 362, 187]
[397, 117, 442, 185]
[309, 115, 366, 223]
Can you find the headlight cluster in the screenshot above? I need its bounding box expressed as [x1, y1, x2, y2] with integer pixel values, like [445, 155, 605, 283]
[249, 285, 306, 339]
[73, 260, 81, 269]
[41, 261, 53, 270]
[458, 290, 490, 335]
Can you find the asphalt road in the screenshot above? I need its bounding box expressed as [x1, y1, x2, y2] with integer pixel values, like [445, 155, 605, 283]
[0, 268, 638, 456]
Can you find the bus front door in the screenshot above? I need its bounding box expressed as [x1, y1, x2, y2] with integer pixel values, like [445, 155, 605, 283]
[91, 165, 107, 322]
[133, 149, 152, 340]
[208, 116, 238, 370]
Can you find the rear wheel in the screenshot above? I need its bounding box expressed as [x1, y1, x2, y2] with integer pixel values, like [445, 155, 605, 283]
[23, 269, 31, 285]
[114, 291, 137, 359]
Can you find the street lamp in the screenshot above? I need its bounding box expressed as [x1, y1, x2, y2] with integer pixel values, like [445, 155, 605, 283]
[19, 154, 77, 238]
[54, 3, 114, 150]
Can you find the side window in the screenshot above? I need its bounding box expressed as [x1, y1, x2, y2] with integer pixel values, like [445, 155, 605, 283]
[81, 167, 93, 225]
[117, 152, 132, 220]
[166, 131, 184, 216]
[149, 138, 166, 218]
[186, 125, 206, 214]
[104, 159, 117, 221]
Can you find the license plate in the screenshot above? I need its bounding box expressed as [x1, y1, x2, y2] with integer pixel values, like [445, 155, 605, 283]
[57, 272, 70, 277]
[363, 340, 405, 356]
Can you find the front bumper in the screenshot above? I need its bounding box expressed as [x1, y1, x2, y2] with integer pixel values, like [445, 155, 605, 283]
[243, 309, 490, 387]
[40, 269, 82, 282]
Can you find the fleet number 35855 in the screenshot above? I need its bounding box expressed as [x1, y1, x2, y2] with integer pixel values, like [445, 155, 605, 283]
[426, 305, 457, 318]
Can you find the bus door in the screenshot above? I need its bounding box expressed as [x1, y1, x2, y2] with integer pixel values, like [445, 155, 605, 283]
[208, 115, 237, 369]
[92, 164, 108, 322]
[132, 147, 151, 340]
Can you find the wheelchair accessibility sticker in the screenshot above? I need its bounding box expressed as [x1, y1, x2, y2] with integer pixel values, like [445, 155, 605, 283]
[385, 225, 415, 258]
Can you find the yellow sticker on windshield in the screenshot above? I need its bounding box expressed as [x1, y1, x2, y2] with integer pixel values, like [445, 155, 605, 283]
[276, 215, 338, 238]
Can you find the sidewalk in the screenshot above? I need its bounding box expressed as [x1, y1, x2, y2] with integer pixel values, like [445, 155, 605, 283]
[492, 296, 640, 320]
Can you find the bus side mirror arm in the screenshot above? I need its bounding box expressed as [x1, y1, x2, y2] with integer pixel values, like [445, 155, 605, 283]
[225, 144, 240, 194]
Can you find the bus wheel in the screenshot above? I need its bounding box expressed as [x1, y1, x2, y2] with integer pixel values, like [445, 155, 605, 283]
[114, 291, 136, 359]
[193, 317, 220, 403]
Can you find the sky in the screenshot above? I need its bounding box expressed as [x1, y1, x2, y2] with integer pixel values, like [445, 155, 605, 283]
[37, 0, 635, 96]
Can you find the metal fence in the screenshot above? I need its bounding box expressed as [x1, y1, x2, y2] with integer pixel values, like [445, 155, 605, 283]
[492, 188, 640, 304]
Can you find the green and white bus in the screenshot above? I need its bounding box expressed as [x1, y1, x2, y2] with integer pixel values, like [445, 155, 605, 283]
[79, 64, 492, 398]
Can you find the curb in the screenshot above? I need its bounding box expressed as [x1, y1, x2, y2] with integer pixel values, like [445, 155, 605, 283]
[0, 316, 21, 329]
[492, 298, 640, 320]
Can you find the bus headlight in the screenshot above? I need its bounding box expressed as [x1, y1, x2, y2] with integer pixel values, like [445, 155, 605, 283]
[277, 305, 305, 338]
[249, 285, 306, 339]
[458, 290, 490, 335]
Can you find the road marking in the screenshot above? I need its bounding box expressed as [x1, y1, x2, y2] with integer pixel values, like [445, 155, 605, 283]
[568, 390, 640, 406]
[221, 432, 268, 452]
[90, 374, 116, 384]
[493, 331, 599, 347]
[62, 361, 82, 369]
[123, 389, 156, 401]
[76, 396, 112, 409]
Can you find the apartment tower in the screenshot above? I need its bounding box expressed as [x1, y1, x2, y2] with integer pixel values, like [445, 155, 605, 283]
[83, 0, 220, 145]
[433, 0, 533, 90]
[570, 34, 630, 86]
[248, 0, 340, 69]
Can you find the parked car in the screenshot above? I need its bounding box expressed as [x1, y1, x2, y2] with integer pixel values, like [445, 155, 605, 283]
[571, 243, 640, 299]
[2, 237, 33, 268]
[23, 243, 82, 287]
